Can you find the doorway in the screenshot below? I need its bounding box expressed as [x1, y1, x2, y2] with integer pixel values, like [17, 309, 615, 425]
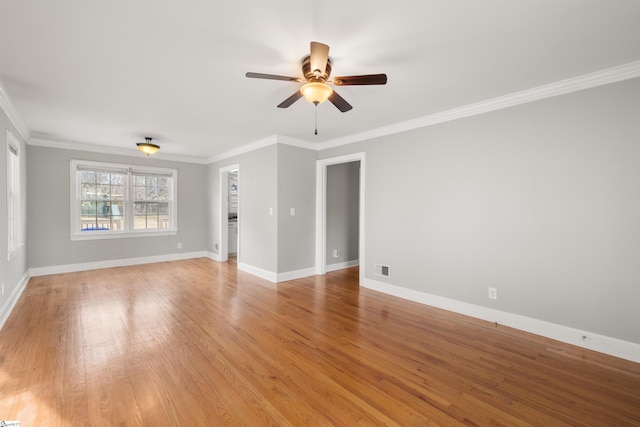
[219, 164, 239, 262]
[315, 153, 365, 286]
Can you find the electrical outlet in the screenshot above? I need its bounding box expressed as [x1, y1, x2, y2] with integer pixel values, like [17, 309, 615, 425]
[214, 242, 219, 250]
[488, 287, 497, 300]
[177, 242, 182, 249]
[333, 249, 341, 258]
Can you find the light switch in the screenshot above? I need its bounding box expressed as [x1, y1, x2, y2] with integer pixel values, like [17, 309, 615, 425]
[290, 207, 295, 216]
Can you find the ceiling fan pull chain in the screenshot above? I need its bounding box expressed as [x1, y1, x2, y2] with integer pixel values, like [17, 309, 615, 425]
[314, 101, 319, 135]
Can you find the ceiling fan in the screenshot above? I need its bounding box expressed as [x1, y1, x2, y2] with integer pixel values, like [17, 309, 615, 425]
[246, 41, 387, 113]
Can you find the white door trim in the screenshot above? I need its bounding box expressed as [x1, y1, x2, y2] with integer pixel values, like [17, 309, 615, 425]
[315, 153, 365, 286]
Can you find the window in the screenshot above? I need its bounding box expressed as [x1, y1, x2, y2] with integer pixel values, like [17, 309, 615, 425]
[7, 130, 22, 259]
[133, 172, 172, 230]
[70, 160, 177, 240]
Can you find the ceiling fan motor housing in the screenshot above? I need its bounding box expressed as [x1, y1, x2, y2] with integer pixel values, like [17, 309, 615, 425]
[302, 55, 332, 82]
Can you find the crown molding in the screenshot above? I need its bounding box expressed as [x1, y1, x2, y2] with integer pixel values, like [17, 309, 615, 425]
[206, 135, 279, 164]
[0, 82, 30, 142]
[317, 60, 640, 151]
[206, 134, 315, 164]
[276, 135, 317, 151]
[28, 137, 208, 164]
[11, 60, 640, 164]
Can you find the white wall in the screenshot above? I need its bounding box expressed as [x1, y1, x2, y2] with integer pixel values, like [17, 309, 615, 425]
[319, 77, 640, 346]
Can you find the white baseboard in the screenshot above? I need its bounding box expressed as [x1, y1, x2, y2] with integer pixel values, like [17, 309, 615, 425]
[29, 251, 208, 277]
[235, 262, 316, 283]
[326, 260, 359, 273]
[206, 251, 221, 262]
[363, 278, 640, 364]
[277, 267, 317, 282]
[237, 262, 277, 282]
[0, 271, 30, 329]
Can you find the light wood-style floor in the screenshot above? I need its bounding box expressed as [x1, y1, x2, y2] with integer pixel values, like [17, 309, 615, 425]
[1, 258, 639, 426]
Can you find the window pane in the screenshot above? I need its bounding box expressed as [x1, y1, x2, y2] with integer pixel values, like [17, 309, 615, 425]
[81, 183, 96, 199]
[97, 172, 111, 185]
[134, 185, 145, 200]
[81, 171, 96, 184]
[146, 186, 158, 199]
[146, 216, 159, 229]
[111, 184, 124, 198]
[81, 201, 97, 217]
[135, 175, 146, 186]
[111, 201, 123, 217]
[134, 202, 145, 214]
[96, 201, 108, 217]
[158, 187, 169, 200]
[134, 215, 147, 229]
[112, 215, 124, 231]
[97, 185, 110, 199]
[146, 203, 158, 214]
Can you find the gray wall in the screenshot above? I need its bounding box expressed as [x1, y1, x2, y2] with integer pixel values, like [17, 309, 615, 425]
[326, 161, 359, 266]
[208, 143, 316, 275]
[319, 77, 640, 345]
[208, 144, 278, 273]
[277, 144, 316, 273]
[0, 108, 28, 318]
[27, 146, 208, 268]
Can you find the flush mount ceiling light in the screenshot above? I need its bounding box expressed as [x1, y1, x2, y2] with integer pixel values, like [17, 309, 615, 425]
[137, 137, 159, 156]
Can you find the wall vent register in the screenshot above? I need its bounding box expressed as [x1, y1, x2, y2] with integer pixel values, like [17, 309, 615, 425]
[374, 264, 390, 278]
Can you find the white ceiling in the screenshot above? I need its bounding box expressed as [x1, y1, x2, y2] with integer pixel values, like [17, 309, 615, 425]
[1, 1, 640, 162]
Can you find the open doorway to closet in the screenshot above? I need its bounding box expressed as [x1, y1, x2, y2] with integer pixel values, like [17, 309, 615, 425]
[316, 153, 365, 286]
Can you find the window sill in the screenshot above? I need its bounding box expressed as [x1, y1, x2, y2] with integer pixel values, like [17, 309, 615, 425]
[70, 230, 178, 241]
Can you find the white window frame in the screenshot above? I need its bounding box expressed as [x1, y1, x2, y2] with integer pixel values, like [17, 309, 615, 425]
[70, 159, 178, 241]
[7, 129, 23, 260]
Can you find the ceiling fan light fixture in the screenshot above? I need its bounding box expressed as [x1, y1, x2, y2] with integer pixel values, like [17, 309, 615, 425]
[300, 82, 333, 104]
[137, 137, 160, 156]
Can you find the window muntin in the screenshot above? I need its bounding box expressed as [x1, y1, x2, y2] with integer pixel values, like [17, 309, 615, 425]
[70, 160, 177, 240]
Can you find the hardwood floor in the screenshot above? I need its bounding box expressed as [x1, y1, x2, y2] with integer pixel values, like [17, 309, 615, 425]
[1, 258, 639, 426]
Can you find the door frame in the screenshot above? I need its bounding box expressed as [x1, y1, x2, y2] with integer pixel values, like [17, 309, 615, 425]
[218, 163, 239, 262]
[315, 152, 365, 286]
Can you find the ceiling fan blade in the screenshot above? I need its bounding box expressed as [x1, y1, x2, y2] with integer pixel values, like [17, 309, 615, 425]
[328, 90, 353, 113]
[310, 42, 330, 77]
[333, 74, 388, 86]
[277, 91, 303, 108]
[246, 72, 301, 82]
